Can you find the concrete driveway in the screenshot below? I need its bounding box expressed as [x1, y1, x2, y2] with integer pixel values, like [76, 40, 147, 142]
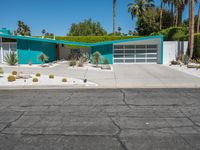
[2, 64, 200, 88]
[0, 89, 200, 150]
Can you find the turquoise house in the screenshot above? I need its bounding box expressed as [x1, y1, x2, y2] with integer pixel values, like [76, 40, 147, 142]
[0, 28, 163, 64]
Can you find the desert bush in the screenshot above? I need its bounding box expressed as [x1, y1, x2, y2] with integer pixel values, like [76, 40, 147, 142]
[69, 60, 77, 67]
[36, 73, 41, 77]
[171, 60, 181, 65]
[12, 70, 17, 75]
[32, 78, 39, 82]
[49, 74, 54, 79]
[82, 52, 90, 62]
[92, 51, 101, 67]
[62, 78, 67, 82]
[78, 57, 84, 67]
[103, 58, 109, 64]
[181, 55, 190, 65]
[38, 53, 49, 64]
[4, 52, 18, 65]
[0, 67, 3, 74]
[195, 58, 200, 64]
[7, 75, 16, 82]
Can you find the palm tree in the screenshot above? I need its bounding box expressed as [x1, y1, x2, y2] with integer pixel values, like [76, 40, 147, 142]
[41, 29, 46, 36]
[113, 0, 117, 35]
[128, 0, 154, 19]
[175, 0, 188, 26]
[160, 0, 163, 30]
[118, 27, 122, 33]
[189, 0, 195, 58]
[197, 4, 200, 33]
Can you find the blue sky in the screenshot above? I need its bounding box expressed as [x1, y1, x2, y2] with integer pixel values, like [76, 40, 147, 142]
[0, 0, 199, 36]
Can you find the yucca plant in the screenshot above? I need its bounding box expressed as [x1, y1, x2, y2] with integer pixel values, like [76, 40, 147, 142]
[38, 53, 49, 64]
[4, 52, 18, 66]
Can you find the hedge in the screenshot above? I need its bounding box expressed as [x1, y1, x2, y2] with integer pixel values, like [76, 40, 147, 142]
[43, 36, 140, 43]
[151, 27, 188, 41]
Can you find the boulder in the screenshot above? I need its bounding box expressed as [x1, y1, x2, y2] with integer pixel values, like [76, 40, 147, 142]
[101, 65, 111, 70]
[187, 63, 200, 68]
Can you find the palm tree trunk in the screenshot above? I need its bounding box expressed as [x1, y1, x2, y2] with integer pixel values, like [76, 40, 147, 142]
[171, 3, 175, 26]
[113, 0, 116, 35]
[197, 4, 200, 33]
[189, 0, 195, 58]
[177, 6, 183, 26]
[160, 0, 163, 30]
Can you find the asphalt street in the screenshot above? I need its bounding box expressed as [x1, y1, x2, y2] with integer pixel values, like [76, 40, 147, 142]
[0, 89, 200, 150]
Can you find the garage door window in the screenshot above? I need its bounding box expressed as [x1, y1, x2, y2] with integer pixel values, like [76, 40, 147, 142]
[113, 44, 158, 64]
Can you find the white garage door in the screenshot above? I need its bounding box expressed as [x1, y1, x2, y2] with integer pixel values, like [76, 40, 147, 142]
[113, 44, 158, 64]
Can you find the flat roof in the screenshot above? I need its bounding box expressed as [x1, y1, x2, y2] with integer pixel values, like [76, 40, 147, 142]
[0, 33, 163, 47]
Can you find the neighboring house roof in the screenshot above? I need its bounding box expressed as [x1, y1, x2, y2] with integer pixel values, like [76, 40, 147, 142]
[0, 32, 163, 47]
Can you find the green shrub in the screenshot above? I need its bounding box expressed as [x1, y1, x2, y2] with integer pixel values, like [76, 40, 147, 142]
[36, 73, 41, 77]
[181, 54, 190, 65]
[7, 75, 16, 82]
[82, 52, 90, 62]
[0, 68, 3, 74]
[171, 60, 181, 65]
[49, 74, 54, 79]
[195, 58, 200, 64]
[151, 27, 188, 41]
[4, 52, 18, 66]
[32, 78, 38, 82]
[12, 70, 17, 76]
[69, 60, 77, 67]
[92, 51, 101, 67]
[62, 78, 67, 82]
[103, 58, 109, 64]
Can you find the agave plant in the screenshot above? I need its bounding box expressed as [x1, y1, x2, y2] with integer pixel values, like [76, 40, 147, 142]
[38, 53, 49, 64]
[4, 52, 18, 66]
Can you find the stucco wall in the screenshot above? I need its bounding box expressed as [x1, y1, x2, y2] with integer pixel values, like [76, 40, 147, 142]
[90, 44, 113, 64]
[163, 41, 188, 64]
[17, 40, 56, 64]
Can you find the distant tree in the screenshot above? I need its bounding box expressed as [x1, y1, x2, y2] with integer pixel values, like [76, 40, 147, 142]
[136, 8, 160, 35]
[68, 19, 107, 36]
[128, 0, 155, 19]
[118, 27, 122, 33]
[41, 29, 54, 37]
[14, 20, 31, 36]
[128, 30, 133, 35]
[41, 29, 46, 36]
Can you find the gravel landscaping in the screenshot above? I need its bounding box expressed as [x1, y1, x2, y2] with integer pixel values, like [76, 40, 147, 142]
[166, 64, 200, 78]
[0, 73, 98, 87]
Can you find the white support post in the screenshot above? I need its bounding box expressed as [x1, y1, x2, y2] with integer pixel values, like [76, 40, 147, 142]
[0, 37, 3, 63]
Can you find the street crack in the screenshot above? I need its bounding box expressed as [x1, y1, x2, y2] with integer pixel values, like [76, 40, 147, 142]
[119, 89, 131, 109]
[0, 111, 25, 133]
[108, 115, 129, 150]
